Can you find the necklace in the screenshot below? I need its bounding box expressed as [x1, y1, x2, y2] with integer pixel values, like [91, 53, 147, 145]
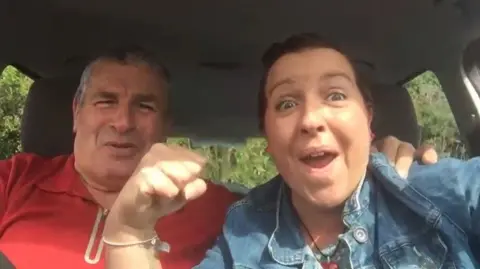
[299, 218, 340, 269]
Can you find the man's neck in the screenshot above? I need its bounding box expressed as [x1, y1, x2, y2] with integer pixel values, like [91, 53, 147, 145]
[74, 166, 124, 209]
[86, 187, 119, 210]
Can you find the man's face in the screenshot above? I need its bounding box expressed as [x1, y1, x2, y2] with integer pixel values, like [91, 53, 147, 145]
[73, 59, 168, 189]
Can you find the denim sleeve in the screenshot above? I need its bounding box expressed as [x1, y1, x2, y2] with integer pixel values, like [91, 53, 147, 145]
[193, 233, 232, 269]
[407, 157, 480, 238]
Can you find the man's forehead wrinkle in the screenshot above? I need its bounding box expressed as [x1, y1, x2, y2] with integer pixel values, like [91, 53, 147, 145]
[90, 72, 137, 96]
[85, 59, 167, 105]
[90, 87, 162, 105]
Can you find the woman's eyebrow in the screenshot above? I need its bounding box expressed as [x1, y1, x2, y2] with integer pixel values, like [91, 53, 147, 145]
[267, 78, 295, 97]
[319, 71, 354, 83]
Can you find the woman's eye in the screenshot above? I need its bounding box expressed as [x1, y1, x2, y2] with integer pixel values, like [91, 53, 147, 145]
[326, 92, 346, 102]
[275, 100, 297, 111]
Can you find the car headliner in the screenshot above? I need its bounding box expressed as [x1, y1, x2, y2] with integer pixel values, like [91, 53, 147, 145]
[1, 0, 480, 144]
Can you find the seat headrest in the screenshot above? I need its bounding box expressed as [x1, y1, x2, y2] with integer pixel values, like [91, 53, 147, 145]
[20, 76, 419, 157]
[371, 84, 420, 147]
[21, 76, 80, 157]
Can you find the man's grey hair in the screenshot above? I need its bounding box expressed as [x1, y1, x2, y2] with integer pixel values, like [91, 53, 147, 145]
[74, 46, 171, 105]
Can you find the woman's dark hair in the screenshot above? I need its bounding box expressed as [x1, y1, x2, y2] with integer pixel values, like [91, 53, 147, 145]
[257, 33, 373, 131]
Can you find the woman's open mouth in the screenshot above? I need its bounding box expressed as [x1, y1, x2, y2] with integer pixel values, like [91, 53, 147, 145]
[298, 147, 339, 175]
[300, 151, 337, 169]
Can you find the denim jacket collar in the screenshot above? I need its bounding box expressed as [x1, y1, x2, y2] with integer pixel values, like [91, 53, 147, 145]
[343, 172, 369, 226]
[267, 182, 306, 265]
[267, 172, 368, 265]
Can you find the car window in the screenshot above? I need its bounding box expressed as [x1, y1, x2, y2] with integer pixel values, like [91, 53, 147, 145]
[167, 137, 275, 188]
[405, 71, 468, 159]
[0, 66, 33, 159]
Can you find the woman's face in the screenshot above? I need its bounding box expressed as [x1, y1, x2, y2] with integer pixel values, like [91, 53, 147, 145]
[264, 48, 372, 210]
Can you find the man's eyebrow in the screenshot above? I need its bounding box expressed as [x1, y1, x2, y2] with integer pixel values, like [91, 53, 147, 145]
[267, 78, 295, 96]
[91, 91, 118, 99]
[133, 93, 158, 102]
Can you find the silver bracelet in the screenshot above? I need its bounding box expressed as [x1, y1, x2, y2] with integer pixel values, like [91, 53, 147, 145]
[102, 234, 171, 253]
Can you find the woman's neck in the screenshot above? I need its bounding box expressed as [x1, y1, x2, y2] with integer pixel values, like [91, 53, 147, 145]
[291, 192, 345, 249]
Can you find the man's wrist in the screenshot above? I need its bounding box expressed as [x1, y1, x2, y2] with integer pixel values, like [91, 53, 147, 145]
[102, 226, 171, 254]
[103, 227, 157, 245]
[103, 213, 157, 244]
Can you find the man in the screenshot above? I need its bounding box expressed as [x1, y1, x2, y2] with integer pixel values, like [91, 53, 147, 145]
[0, 47, 437, 269]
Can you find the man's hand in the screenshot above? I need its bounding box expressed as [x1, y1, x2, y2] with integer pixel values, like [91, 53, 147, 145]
[105, 144, 208, 236]
[373, 136, 439, 178]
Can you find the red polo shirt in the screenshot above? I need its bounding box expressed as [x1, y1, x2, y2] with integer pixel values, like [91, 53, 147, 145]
[0, 153, 241, 269]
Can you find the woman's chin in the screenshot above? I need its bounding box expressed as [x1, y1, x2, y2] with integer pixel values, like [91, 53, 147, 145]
[292, 187, 347, 213]
[292, 179, 353, 211]
[310, 187, 350, 209]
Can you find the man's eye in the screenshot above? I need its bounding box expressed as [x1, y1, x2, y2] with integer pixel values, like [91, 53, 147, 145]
[326, 92, 347, 101]
[95, 100, 115, 106]
[139, 103, 156, 111]
[275, 100, 297, 111]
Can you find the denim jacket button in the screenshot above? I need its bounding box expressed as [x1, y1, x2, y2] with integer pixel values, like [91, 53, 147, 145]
[353, 227, 368, 243]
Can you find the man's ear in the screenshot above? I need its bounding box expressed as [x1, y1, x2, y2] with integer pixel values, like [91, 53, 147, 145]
[72, 99, 79, 132]
[159, 115, 173, 143]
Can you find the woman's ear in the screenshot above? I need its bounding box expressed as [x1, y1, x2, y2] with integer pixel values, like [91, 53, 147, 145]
[367, 105, 374, 141]
[367, 104, 374, 126]
[264, 135, 271, 153]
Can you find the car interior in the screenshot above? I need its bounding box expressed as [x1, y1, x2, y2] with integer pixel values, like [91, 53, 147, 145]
[1, 0, 480, 157]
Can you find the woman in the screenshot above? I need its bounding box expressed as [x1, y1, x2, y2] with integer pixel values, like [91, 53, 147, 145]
[103, 33, 477, 268]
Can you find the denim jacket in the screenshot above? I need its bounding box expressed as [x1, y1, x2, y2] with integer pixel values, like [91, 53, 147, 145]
[195, 153, 480, 268]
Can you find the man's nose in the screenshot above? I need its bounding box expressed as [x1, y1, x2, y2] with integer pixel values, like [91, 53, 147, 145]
[299, 103, 327, 135]
[111, 106, 135, 133]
